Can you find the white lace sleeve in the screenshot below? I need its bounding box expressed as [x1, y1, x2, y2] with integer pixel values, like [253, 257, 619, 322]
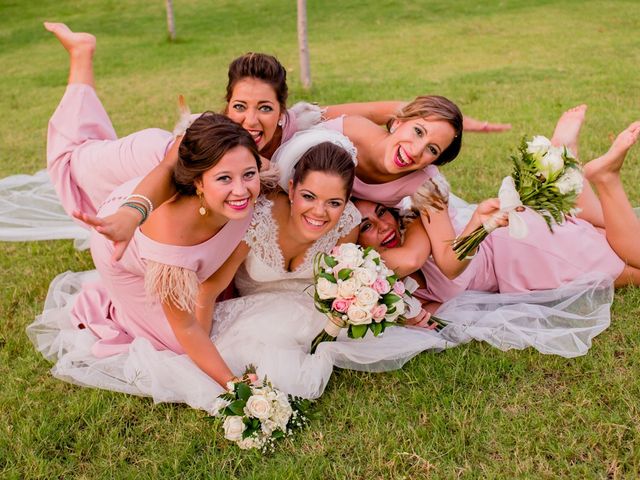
[335, 201, 361, 237]
[242, 195, 275, 251]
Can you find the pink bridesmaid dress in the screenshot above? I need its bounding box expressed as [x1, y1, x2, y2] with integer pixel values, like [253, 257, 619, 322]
[70, 177, 252, 357]
[47, 84, 311, 222]
[47, 84, 175, 219]
[319, 117, 624, 299]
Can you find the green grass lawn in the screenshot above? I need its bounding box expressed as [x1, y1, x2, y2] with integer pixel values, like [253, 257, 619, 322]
[2, 0, 640, 478]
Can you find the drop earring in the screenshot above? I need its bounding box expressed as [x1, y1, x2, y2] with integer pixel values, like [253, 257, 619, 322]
[197, 189, 208, 216]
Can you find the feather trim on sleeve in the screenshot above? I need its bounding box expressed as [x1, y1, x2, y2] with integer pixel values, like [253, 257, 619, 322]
[145, 261, 199, 313]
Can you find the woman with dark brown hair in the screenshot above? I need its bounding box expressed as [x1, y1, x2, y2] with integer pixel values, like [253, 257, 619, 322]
[31, 107, 264, 406]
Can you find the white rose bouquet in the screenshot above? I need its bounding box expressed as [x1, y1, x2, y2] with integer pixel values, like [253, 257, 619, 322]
[214, 367, 313, 452]
[452, 136, 583, 260]
[310, 243, 417, 354]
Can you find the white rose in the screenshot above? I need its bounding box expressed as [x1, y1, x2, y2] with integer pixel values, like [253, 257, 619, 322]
[355, 286, 379, 309]
[223, 416, 246, 442]
[210, 397, 230, 416]
[526, 135, 552, 157]
[272, 402, 293, 430]
[337, 277, 360, 298]
[354, 267, 377, 286]
[316, 277, 338, 299]
[347, 304, 373, 325]
[261, 418, 278, 436]
[336, 243, 364, 268]
[362, 258, 377, 272]
[364, 249, 381, 262]
[237, 435, 262, 450]
[536, 146, 565, 179]
[244, 395, 272, 420]
[555, 167, 584, 195]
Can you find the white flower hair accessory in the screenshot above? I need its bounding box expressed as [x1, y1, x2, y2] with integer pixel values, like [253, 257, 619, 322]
[270, 129, 358, 192]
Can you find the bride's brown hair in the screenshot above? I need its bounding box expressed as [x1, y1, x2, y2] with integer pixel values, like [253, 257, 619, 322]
[291, 142, 355, 198]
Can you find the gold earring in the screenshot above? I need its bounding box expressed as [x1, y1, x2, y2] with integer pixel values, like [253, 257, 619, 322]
[197, 189, 208, 216]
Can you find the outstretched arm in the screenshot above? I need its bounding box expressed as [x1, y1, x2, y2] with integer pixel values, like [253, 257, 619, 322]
[72, 137, 181, 261]
[324, 101, 511, 132]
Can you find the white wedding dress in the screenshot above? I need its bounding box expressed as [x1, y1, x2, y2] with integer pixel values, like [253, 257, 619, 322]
[210, 197, 452, 399]
[26, 196, 451, 411]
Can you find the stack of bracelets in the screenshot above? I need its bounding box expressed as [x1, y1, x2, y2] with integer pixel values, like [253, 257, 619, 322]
[120, 194, 154, 225]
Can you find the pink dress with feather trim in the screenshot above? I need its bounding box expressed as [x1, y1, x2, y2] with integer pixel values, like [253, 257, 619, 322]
[71, 178, 252, 357]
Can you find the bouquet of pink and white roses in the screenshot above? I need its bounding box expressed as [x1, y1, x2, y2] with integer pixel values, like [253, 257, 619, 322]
[310, 243, 419, 353]
[213, 372, 313, 452]
[452, 135, 583, 260]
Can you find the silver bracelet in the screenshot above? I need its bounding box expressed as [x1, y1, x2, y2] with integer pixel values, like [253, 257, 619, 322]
[126, 194, 154, 215]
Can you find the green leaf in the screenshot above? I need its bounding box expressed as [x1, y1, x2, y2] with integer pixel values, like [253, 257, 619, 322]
[324, 255, 338, 268]
[272, 430, 285, 439]
[236, 382, 251, 401]
[227, 400, 246, 416]
[318, 272, 337, 283]
[383, 293, 401, 306]
[350, 324, 368, 339]
[371, 322, 383, 336]
[338, 268, 353, 281]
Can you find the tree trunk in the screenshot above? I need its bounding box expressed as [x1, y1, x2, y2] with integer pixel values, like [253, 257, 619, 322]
[165, 0, 176, 42]
[297, 0, 311, 89]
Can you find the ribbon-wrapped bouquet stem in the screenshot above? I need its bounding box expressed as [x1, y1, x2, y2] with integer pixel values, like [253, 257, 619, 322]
[309, 243, 421, 354]
[452, 136, 584, 260]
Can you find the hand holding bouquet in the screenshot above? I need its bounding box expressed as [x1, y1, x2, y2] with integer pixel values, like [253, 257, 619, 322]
[213, 368, 313, 452]
[452, 136, 583, 260]
[310, 243, 420, 353]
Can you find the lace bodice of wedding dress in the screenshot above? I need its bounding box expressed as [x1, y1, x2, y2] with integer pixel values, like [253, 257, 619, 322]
[233, 196, 361, 295]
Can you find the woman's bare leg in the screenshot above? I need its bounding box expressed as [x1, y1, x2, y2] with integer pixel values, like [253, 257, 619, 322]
[614, 265, 640, 287]
[585, 121, 640, 270]
[44, 22, 96, 87]
[550, 104, 606, 227]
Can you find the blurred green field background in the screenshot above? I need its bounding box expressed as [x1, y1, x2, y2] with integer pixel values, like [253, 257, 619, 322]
[1, 0, 640, 478]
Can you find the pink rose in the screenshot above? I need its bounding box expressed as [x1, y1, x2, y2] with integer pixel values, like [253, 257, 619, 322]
[371, 304, 388, 322]
[392, 281, 406, 295]
[332, 298, 352, 313]
[372, 277, 391, 295]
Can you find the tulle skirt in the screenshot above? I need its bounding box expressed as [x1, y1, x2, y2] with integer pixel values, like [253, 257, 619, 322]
[27, 269, 613, 413]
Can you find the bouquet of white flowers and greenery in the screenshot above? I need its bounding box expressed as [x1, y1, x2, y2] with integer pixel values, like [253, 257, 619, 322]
[213, 368, 313, 452]
[310, 243, 419, 354]
[452, 135, 583, 260]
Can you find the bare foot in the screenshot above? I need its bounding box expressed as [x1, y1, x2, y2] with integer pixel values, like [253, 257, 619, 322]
[584, 121, 640, 184]
[44, 22, 95, 57]
[551, 104, 587, 157]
